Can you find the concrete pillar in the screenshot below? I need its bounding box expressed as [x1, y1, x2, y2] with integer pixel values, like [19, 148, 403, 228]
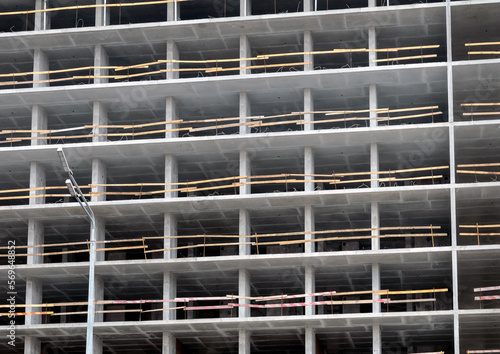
[305, 326, 316, 354]
[29, 161, 46, 205]
[95, 0, 110, 27]
[94, 45, 109, 84]
[371, 202, 380, 251]
[239, 209, 251, 256]
[94, 217, 106, 262]
[373, 323, 381, 354]
[370, 143, 379, 189]
[91, 158, 107, 203]
[27, 219, 44, 265]
[372, 263, 381, 313]
[305, 265, 315, 316]
[239, 92, 251, 135]
[369, 84, 378, 128]
[304, 205, 315, 253]
[240, 35, 252, 75]
[93, 335, 103, 354]
[166, 97, 179, 139]
[240, 0, 251, 16]
[240, 150, 251, 195]
[166, 41, 179, 79]
[165, 154, 178, 198]
[93, 101, 108, 143]
[368, 27, 377, 67]
[25, 277, 42, 325]
[33, 49, 49, 87]
[239, 269, 250, 318]
[303, 88, 314, 131]
[239, 328, 251, 354]
[163, 272, 177, 321]
[167, 0, 179, 21]
[94, 276, 104, 322]
[368, 0, 376, 7]
[35, 0, 50, 31]
[304, 0, 314, 11]
[304, 30, 314, 71]
[163, 332, 177, 354]
[164, 213, 177, 260]
[24, 337, 41, 354]
[31, 105, 48, 146]
[304, 147, 314, 192]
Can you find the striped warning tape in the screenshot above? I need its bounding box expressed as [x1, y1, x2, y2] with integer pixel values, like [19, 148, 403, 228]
[474, 296, 500, 301]
[467, 350, 500, 353]
[230, 299, 388, 309]
[184, 305, 233, 311]
[474, 285, 500, 292]
[255, 291, 337, 301]
[0, 311, 53, 316]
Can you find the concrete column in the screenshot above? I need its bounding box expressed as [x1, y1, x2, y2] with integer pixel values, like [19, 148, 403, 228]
[94, 45, 109, 84]
[370, 143, 379, 189]
[240, 35, 252, 75]
[93, 101, 108, 143]
[94, 217, 106, 262]
[239, 269, 250, 318]
[95, 0, 110, 27]
[305, 326, 316, 354]
[369, 84, 378, 128]
[164, 213, 177, 259]
[31, 105, 48, 146]
[165, 154, 178, 198]
[33, 49, 49, 88]
[372, 263, 381, 313]
[304, 147, 314, 192]
[368, 27, 377, 67]
[166, 97, 179, 139]
[304, 30, 314, 71]
[166, 41, 179, 79]
[239, 92, 251, 135]
[163, 272, 177, 321]
[94, 276, 104, 322]
[240, 0, 251, 16]
[240, 150, 251, 195]
[239, 209, 251, 256]
[239, 328, 251, 354]
[368, 0, 376, 7]
[27, 219, 44, 265]
[91, 158, 107, 202]
[303, 88, 314, 131]
[163, 332, 177, 354]
[93, 335, 103, 354]
[373, 323, 381, 354]
[29, 162, 46, 205]
[24, 337, 41, 354]
[371, 202, 380, 251]
[304, 0, 314, 11]
[304, 205, 315, 253]
[167, 0, 179, 21]
[305, 265, 315, 316]
[35, 0, 50, 30]
[25, 277, 42, 325]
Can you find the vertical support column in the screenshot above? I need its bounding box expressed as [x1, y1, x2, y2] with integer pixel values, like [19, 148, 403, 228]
[94, 45, 109, 84]
[92, 158, 107, 202]
[33, 49, 49, 87]
[240, 92, 251, 135]
[303, 88, 314, 131]
[373, 323, 381, 354]
[240, 150, 251, 195]
[24, 337, 41, 354]
[304, 30, 314, 71]
[369, 84, 378, 128]
[239, 269, 250, 318]
[94, 217, 106, 262]
[368, 27, 377, 67]
[93, 335, 103, 354]
[27, 220, 44, 265]
[164, 213, 177, 260]
[93, 101, 108, 143]
[368, 0, 376, 7]
[167, 0, 179, 21]
[304, 265, 315, 316]
[303, 0, 314, 12]
[25, 277, 42, 325]
[304, 147, 314, 192]
[371, 202, 380, 251]
[31, 105, 48, 146]
[370, 142, 379, 189]
[239, 209, 251, 256]
[166, 97, 179, 138]
[240, 35, 251, 75]
[35, 0, 50, 31]
[372, 263, 381, 313]
[96, 0, 110, 27]
[29, 162, 46, 205]
[305, 326, 316, 354]
[304, 205, 315, 253]
[240, 0, 251, 17]
[166, 41, 179, 80]
[94, 276, 104, 323]
[163, 332, 177, 354]
[163, 272, 177, 321]
[165, 154, 178, 198]
[239, 328, 251, 354]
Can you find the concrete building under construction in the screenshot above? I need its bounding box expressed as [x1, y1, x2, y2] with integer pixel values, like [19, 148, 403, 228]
[0, 0, 499, 353]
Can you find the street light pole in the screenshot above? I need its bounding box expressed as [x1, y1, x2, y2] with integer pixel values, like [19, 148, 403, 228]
[57, 148, 96, 354]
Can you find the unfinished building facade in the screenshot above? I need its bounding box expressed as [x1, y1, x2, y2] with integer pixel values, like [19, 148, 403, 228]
[0, 0, 499, 353]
